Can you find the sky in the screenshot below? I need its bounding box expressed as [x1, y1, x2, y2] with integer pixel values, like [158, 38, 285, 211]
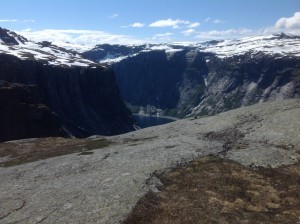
[0, 0, 300, 46]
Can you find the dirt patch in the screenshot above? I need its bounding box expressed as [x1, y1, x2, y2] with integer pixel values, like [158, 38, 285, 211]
[0, 137, 112, 167]
[123, 157, 300, 224]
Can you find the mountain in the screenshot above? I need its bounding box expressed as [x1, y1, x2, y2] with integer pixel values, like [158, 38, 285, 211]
[0, 27, 136, 141]
[83, 33, 300, 118]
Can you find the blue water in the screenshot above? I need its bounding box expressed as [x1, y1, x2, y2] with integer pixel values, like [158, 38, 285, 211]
[133, 115, 176, 129]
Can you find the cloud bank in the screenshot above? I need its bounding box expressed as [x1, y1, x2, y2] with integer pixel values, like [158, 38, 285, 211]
[18, 29, 144, 50]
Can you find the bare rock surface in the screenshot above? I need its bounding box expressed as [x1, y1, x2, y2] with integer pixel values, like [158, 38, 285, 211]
[0, 99, 299, 223]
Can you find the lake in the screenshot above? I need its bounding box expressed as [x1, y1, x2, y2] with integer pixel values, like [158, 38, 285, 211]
[133, 114, 176, 129]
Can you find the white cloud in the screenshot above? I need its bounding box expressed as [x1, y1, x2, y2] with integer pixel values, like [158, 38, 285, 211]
[213, 19, 225, 24]
[182, 29, 196, 36]
[17, 29, 144, 49]
[0, 19, 35, 23]
[0, 19, 18, 22]
[108, 14, 119, 19]
[188, 22, 200, 28]
[195, 28, 253, 39]
[149, 19, 199, 29]
[275, 12, 300, 30]
[261, 12, 300, 36]
[130, 22, 145, 28]
[151, 32, 174, 42]
[23, 20, 35, 23]
[149, 19, 187, 28]
[154, 32, 174, 37]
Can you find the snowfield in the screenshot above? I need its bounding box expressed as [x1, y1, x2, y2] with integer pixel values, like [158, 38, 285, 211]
[0, 29, 95, 67]
[202, 34, 300, 58]
[86, 33, 300, 64]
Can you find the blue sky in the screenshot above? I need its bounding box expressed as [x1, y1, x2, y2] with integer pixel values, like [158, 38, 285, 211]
[1, 0, 300, 45]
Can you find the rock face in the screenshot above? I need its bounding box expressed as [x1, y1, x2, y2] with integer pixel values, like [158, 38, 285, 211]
[192, 52, 300, 116]
[0, 54, 136, 139]
[0, 81, 67, 142]
[0, 28, 136, 140]
[83, 35, 300, 118]
[87, 48, 210, 117]
[112, 50, 208, 113]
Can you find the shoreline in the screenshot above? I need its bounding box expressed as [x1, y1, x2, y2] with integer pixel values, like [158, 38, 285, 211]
[132, 113, 179, 121]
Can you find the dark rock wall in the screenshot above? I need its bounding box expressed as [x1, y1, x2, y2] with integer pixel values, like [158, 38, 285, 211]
[195, 53, 300, 116]
[0, 81, 67, 142]
[0, 54, 136, 139]
[109, 51, 300, 117]
[112, 50, 210, 112]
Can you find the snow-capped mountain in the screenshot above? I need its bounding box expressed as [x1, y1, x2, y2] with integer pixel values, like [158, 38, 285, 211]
[1, 26, 299, 120]
[0, 27, 96, 67]
[202, 33, 300, 58]
[83, 33, 300, 118]
[0, 27, 136, 141]
[83, 33, 300, 64]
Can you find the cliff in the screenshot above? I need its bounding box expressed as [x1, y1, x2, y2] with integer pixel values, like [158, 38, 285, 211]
[192, 52, 300, 116]
[0, 80, 67, 142]
[0, 54, 135, 139]
[83, 35, 300, 118]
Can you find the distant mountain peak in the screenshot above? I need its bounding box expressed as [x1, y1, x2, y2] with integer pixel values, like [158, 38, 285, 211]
[272, 32, 300, 40]
[0, 27, 28, 45]
[0, 27, 97, 67]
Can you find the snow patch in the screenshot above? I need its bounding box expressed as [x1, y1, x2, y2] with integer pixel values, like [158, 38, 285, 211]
[0, 31, 95, 67]
[202, 34, 300, 58]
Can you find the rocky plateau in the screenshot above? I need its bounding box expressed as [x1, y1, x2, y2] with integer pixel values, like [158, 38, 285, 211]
[0, 99, 299, 223]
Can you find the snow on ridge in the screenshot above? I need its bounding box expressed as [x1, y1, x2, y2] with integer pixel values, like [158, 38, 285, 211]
[98, 34, 300, 64]
[51, 41, 93, 53]
[202, 34, 300, 58]
[3, 28, 299, 67]
[0, 29, 96, 67]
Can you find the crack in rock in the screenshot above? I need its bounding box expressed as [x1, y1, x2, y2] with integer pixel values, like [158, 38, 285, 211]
[0, 198, 26, 220]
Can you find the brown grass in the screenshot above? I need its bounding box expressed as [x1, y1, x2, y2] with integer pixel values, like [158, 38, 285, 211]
[123, 156, 300, 224]
[0, 137, 112, 167]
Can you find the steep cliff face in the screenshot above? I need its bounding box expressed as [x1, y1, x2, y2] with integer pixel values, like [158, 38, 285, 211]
[0, 54, 136, 138]
[83, 35, 300, 118]
[112, 50, 188, 109]
[101, 49, 210, 117]
[192, 53, 300, 116]
[0, 80, 67, 142]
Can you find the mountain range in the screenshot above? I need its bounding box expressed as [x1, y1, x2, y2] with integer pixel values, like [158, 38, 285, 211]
[0, 27, 300, 141]
[84, 33, 300, 117]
